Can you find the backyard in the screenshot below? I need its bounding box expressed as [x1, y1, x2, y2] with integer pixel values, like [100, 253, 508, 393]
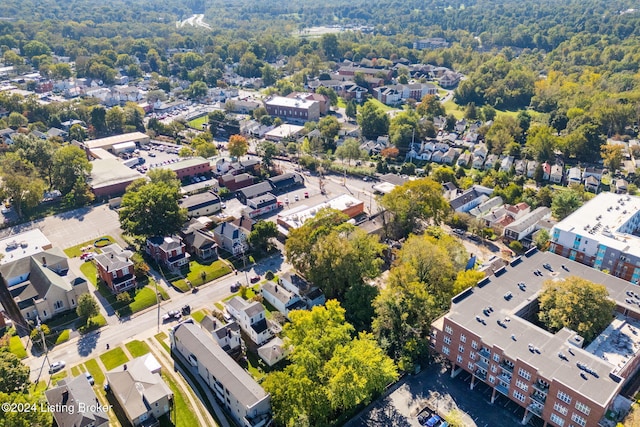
[64, 235, 116, 258]
[96, 281, 168, 317]
[172, 259, 232, 292]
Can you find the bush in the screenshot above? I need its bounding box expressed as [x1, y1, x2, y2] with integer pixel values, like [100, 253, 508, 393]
[252, 294, 264, 303]
[116, 292, 132, 305]
[509, 240, 524, 254]
[265, 270, 275, 280]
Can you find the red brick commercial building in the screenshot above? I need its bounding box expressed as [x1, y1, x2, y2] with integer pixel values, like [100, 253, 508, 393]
[264, 95, 320, 123]
[160, 157, 212, 180]
[431, 249, 640, 427]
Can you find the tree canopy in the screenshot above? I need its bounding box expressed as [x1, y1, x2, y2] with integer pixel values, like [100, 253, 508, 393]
[538, 276, 615, 342]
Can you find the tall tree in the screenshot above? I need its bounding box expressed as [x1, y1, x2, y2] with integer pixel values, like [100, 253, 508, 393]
[257, 140, 277, 172]
[416, 94, 445, 119]
[105, 106, 125, 134]
[248, 220, 278, 253]
[228, 134, 249, 159]
[600, 144, 624, 172]
[76, 294, 99, 324]
[0, 154, 45, 217]
[0, 352, 30, 393]
[12, 134, 55, 186]
[334, 138, 361, 165]
[51, 145, 92, 195]
[357, 100, 389, 140]
[345, 99, 357, 120]
[551, 187, 583, 220]
[538, 276, 615, 342]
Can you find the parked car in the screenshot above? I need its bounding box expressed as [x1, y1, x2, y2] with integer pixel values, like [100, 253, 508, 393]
[85, 372, 95, 385]
[294, 194, 299, 201]
[304, 191, 309, 198]
[49, 361, 66, 374]
[162, 310, 182, 322]
[250, 275, 260, 283]
[181, 304, 191, 315]
[80, 252, 95, 261]
[230, 281, 241, 292]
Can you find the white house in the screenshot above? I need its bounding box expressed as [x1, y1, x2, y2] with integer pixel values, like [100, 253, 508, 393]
[260, 281, 306, 319]
[225, 297, 272, 345]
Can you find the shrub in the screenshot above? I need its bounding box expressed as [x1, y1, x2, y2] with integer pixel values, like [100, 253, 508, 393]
[116, 292, 132, 305]
[265, 270, 275, 280]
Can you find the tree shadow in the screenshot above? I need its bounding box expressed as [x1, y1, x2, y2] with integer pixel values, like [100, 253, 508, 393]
[353, 399, 413, 427]
[76, 330, 101, 357]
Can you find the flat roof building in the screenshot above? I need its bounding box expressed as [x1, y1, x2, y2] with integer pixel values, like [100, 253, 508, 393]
[153, 157, 211, 180]
[550, 192, 640, 283]
[83, 132, 149, 152]
[0, 229, 52, 266]
[277, 194, 364, 234]
[88, 158, 144, 197]
[265, 95, 320, 123]
[431, 249, 640, 427]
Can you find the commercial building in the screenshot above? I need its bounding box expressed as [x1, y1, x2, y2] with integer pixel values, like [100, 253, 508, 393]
[83, 132, 149, 152]
[430, 249, 640, 427]
[179, 191, 221, 218]
[550, 192, 640, 282]
[265, 95, 320, 123]
[158, 157, 212, 180]
[88, 158, 143, 197]
[276, 194, 365, 235]
[244, 193, 280, 219]
[170, 320, 272, 427]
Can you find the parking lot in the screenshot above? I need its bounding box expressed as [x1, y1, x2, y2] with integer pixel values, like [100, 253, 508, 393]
[346, 360, 543, 427]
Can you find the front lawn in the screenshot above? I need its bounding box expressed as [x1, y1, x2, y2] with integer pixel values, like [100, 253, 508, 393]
[80, 262, 98, 286]
[125, 340, 150, 358]
[95, 281, 165, 318]
[79, 314, 106, 334]
[64, 235, 116, 258]
[54, 329, 70, 345]
[172, 260, 232, 292]
[84, 359, 105, 386]
[100, 347, 129, 371]
[51, 370, 68, 385]
[190, 309, 209, 323]
[154, 332, 170, 353]
[128, 287, 160, 313]
[9, 335, 27, 359]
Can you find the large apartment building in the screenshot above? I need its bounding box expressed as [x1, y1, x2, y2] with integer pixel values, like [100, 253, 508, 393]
[550, 192, 640, 283]
[430, 249, 640, 427]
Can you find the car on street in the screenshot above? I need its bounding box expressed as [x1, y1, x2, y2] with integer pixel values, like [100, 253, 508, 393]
[85, 372, 95, 385]
[230, 281, 241, 292]
[162, 310, 182, 322]
[304, 191, 309, 198]
[250, 275, 260, 283]
[181, 304, 191, 315]
[294, 194, 299, 201]
[49, 361, 66, 374]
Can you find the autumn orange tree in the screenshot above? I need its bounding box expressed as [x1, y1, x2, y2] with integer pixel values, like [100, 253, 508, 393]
[227, 134, 248, 159]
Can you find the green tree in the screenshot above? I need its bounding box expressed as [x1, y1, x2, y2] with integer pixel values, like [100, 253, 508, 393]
[0, 352, 30, 393]
[551, 187, 583, 220]
[12, 134, 55, 186]
[534, 229, 551, 250]
[0, 154, 45, 217]
[416, 94, 445, 118]
[119, 178, 187, 238]
[538, 276, 615, 342]
[0, 391, 51, 427]
[76, 294, 99, 323]
[345, 100, 357, 120]
[22, 40, 50, 59]
[68, 124, 87, 142]
[358, 100, 389, 140]
[7, 112, 27, 129]
[380, 178, 450, 237]
[334, 138, 361, 165]
[257, 141, 277, 172]
[317, 115, 340, 147]
[51, 145, 92, 195]
[316, 87, 338, 107]
[90, 106, 107, 137]
[524, 125, 557, 162]
[228, 134, 249, 159]
[248, 220, 278, 252]
[105, 107, 125, 134]
[600, 144, 624, 173]
[187, 81, 208, 100]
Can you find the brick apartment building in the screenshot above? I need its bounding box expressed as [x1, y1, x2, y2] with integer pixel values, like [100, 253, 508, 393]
[431, 249, 640, 427]
[550, 192, 640, 283]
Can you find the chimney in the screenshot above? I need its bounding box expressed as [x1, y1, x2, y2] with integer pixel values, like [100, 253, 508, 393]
[42, 256, 46, 266]
[110, 253, 114, 259]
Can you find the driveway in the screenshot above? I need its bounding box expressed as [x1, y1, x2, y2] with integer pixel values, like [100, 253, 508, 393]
[0, 204, 124, 249]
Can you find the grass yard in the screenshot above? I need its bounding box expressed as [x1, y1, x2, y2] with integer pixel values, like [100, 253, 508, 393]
[187, 115, 208, 129]
[367, 98, 397, 112]
[190, 309, 209, 323]
[161, 372, 200, 427]
[244, 350, 267, 382]
[173, 260, 232, 292]
[79, 314, 106, 334]
[51, 370, 68, 385]
[84, 359, 105, 386]
[80, 262, 98, 286]
[154, 332, 170, 353]
[100, 347, 129, 371]
[64, 235, 116, 258]
[9, 335, 27, 359]
[128, 287, 160, 313]
[337, 97, 347, 108]
[54, 329, 70, 345]
[125, 340, 151, 358]
[443, 99, 465, 119]
[70, 364, 85, 377]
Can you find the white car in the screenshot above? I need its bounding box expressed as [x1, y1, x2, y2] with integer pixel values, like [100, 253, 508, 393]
[49, 361, 66, 374]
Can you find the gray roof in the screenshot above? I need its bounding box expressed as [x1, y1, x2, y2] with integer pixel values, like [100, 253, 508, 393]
[94, 244, 133, 272]
[379, 173, 409, 186]
[183, 229, 216, 251]
[179, 191, 220, 211]
[238, 181, 273, 199]
[147, 236, 183, 252]
[45, 376, 109, 427]
[450, 185, 493, 210]
[172, 321, 268, 408]
[245, 300, 266, 318]
[261, 281, 295, 305]
[504, 207, 551, 234]
[442, 250, 638, 407]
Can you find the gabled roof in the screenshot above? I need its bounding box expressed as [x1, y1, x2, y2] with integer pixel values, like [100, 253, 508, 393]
[147, 236, 183, 252]
[45, 376, 109, 427]
[238, 181, 273, 199]
[184, 229, 216, 251]
[94, 244, 133, 272]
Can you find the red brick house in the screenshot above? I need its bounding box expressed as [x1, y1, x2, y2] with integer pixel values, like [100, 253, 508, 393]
[146, 236, 190, 271]
[94, 244, 136, 293]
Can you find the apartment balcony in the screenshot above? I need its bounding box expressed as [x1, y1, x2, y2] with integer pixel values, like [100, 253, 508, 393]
[527, 403, 543, 417]
[530, 392, 547, 405]
[532, 380, 549, 393]
[495, 383, 509, 396]
[474, 369, 487, 381]
[499, 361, 514, 373]
[498, 373, 512, 384]
[475, 359, 489, 371]
[479, 348, 491, 359]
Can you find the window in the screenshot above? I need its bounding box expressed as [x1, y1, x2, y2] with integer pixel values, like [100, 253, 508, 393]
[469, 351, 475, 360]
[518, 368, 531, 381]
[467, 362, 474, 370]
[488, 375, 495, 383]
[460, 334, 466, 343]
[553, 402, 568, 415]
[458, 345, 465, 354]
[444, 336, 451, 345]
[550, 413, 565, 426]
[445, 325, 453, 334]
[472, 340, 478, 350]
[512, 390, 526, 402]
[493, 353, 500, 362]
[571, 413, 586, 427]
[442, 346, 450, 355]
[491, 364, 497, 373]
[516, 379, 529, 392]
[574, 402, 590, 416]
[557, 391, 572, 404]
[53, 300, 64, 310]
[457, 355, 463, 363]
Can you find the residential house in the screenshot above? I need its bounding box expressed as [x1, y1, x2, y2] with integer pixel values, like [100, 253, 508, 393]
[584, 175, 600, 193]
[225, 296, 272, 345]
[260, 281, 306, 319]
[503, 207, 552, 241]
[237, 181, 273, 205]
[213, 218, 251, 256]
[567, 166, 582, 185]
[438, 71, 462, 88]
[413, 38, 450, 49]
[472, 155, 486, 169]
[180, 220, 218, 261]
[45, 376, 109, 427]
[219, 173, 255, 191]
[146, 236, 190, 271]
[258, 337, 290, 367]
[584, 166, 604, 181]
[105, 355, 173, 427]
[94, 244, 136, 293]
[441, 147, 458, 165]
[179, 191, 221, 218]
[484, 154, 499, 170]
[278, 272, 326, 308]
[201, 315, 242, 355]
[449, 185, 494, 213]
[1, 248, 89, 324]
[526, 160, 538, 178]
[615, 178, 628, 194]
[468, 196, 504, 218]
[514, 159, 527, 175]
[550, 164, 564, 183]
[244, 193, 280, 219]
[267, 172, 304, 194]
[457, 152, 471, 167]
[541, 161, 551, 180]
[499, 156, 515, 172]
[170, 320, 272, 427]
